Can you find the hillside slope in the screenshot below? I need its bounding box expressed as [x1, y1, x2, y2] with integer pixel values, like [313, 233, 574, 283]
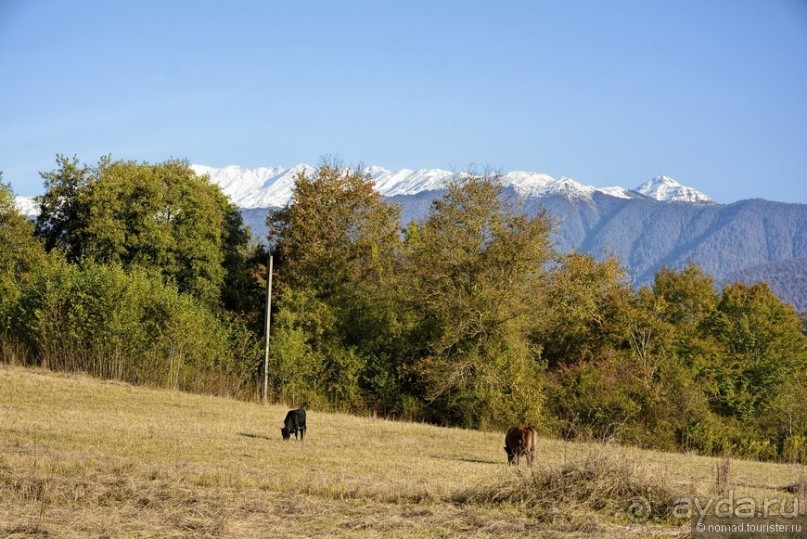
[1, 365, 803, 537]
[724, 257, 807, 312]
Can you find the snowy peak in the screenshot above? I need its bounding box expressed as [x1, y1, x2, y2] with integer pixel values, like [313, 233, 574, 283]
[192, 164, 713, 208]
[190, 163, 315, 209]
[368, 167, 456, 197]
[15, 196, 39, 216]
[635, 175, 713, 204]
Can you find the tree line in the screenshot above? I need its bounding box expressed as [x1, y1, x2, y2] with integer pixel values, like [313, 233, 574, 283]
[1, 157, 805, 462]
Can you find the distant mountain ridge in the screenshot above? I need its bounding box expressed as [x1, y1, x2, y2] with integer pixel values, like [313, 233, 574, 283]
[189, 164, 714, 208]
[723, 258, 807, 314]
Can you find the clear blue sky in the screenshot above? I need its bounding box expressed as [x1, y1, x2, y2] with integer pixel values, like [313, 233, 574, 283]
[2, 0, 806, 203]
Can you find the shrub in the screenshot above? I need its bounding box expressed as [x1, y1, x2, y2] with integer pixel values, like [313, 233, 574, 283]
[6, 259, 258, 396]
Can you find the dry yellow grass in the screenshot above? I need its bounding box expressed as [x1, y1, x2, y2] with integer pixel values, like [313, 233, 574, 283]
[1, 364, 803, 538]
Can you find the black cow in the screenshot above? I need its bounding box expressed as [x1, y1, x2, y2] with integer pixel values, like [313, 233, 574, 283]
[281, 408, 307, 441]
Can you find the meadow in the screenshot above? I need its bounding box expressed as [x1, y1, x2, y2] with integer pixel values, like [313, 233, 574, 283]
[1, 365, 804, 538]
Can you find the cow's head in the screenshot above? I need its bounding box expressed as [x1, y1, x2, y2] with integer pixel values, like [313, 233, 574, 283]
[504, 445, 515, 465]
[281, 427, 291, 440]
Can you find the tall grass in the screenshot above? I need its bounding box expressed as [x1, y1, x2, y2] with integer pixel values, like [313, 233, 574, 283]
[453, 452, 687, 533]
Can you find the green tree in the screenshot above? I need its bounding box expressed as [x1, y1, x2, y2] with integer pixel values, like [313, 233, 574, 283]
[541, 261, 718, 451]
[653, 263, 719, 329]
[34, 156, 252, 308]
[35, 154, 95, 257]
[220, 209, 263, 321]
[404, 173, 552, 428]
[266, 289, 322, 406]
[707, 282, 807, 422]
[267, 161, 404, 409]
[536, 253, 631, 368]
[0, 175, 46, 335]
[542, 280, 662, 447]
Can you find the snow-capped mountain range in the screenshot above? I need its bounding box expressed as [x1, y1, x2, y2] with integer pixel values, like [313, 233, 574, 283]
[12, 165, 713, 215]
[190, 164, 714, 209]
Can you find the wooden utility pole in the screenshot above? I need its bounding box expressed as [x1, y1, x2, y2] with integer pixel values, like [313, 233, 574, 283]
[262, 255, 273, 403]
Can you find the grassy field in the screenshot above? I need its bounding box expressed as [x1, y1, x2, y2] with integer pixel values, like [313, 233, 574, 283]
[1, 365, 804, 538]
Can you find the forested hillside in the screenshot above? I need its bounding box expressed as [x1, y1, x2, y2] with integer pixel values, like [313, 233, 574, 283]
[576, 197, 807, 285]
[724, 258, 807, 313]
[2, 158, 806, 464]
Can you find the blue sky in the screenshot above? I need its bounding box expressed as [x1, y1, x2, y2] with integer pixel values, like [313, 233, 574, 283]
[1, 0, 806, 203]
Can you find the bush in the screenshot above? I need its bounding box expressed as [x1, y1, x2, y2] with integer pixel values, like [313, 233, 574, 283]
[6, 259, 258, 397]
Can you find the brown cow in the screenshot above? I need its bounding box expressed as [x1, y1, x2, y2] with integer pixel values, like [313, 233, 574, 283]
[504, 425, 538, 466]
